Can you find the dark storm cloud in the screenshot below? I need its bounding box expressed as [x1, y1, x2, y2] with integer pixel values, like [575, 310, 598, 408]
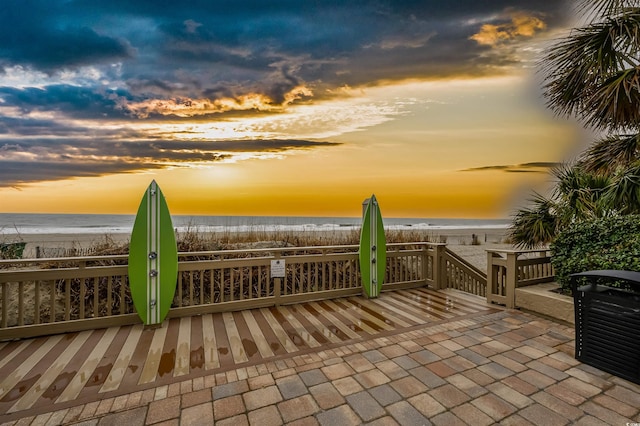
[0, 85, 133, 119]
[0, 137, 340, 186]
[1, 1, 571, 98]
[0, 2, 131, 71]
[0, 1, 571, 186]
[0, 161, 159, 187]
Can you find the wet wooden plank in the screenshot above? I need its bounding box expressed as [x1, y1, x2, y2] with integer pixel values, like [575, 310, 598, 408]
[100, 324, 144, 393]
[275, 306, 320, 348]
[359, 296, 423, 326]
[308, 301, 361, 340]
[0, 335, 63, 400]
[241, 310, 275, 358]
[138, 323, 169, 385]
[201, 314, 220, 370]
[324, 300, 380, 334]
[259, 308, 298, 353]
[0, 339, 32, 371]
[392, 292, 454, 320]
[174, 317, 191, 377]
[9, 331, 92, 412]
[56, 327, 119, 403]
[343, 298, 405, 329]
[222, 312, 248, 364]
[293, 304, 342, 344]
[249, 309, 290, 356]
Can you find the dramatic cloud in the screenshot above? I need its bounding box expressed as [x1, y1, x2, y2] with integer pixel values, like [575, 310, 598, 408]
[0, 138, 340, 186]
[0, 1, 571, 187]
[470, 12, 547, 46]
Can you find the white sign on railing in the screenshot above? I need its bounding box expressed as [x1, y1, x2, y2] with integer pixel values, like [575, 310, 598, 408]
[271, 259, 286, 278]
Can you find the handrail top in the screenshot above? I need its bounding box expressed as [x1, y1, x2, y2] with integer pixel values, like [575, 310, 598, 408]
[570, 269, 640, 283]
[174, 242, 436, 257]
[0, 241, 440, 265]
[0, 254, 129, 265]
[486, 248, 551, 254]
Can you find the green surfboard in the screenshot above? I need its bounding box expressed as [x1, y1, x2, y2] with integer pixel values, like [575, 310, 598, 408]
[128, 180, 178, 325]
[359, 194, 386, 298]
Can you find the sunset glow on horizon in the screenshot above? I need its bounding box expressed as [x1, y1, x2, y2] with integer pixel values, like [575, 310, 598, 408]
[0, 1, 580, 219]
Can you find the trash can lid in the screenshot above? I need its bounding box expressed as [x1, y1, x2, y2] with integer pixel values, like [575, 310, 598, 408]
[570, 270, 640, 284]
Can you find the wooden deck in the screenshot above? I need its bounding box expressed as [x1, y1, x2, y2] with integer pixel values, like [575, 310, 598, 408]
[0, 288, 498, 420]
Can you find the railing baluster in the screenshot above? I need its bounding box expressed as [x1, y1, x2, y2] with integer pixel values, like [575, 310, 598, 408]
[257, 266, 262, 299]
[65, 279, 71, 321]
[120, 276, 127, 314]
[211, 269, 216, 302]
[298, 263, 303, 294]
[229, 268, 236, 301]
[189, 272, 194, 306]
[93, 277, 99, 317]
[18, 281, 24, 326]
[50, 280, 56, 323]
[178, 272, 184, 307]
[34, 281, 41, 324]
[200, 270, 205, 305]
[329, 260, 334, 290]
[1, 282, 7, 327]
[107, 276, 113, 316]
[79, 277, 85, 319]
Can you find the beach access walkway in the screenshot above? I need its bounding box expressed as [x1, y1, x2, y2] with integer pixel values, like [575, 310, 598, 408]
[0, 288, 639, 425]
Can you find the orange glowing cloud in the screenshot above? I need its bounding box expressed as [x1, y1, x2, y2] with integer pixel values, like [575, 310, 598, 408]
[470, 13, 547, 47]
[123, 85, 314, 118]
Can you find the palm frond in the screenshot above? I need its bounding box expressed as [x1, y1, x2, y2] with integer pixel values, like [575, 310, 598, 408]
[579, 133, 640, 173]
[577, 0, 637, 20]
[586, 67, 640, 130]
[508, 193, 559, 249]
[602, 160, 640, 213]
[542, 9, 640, 130]
[552, 163, 611, 219]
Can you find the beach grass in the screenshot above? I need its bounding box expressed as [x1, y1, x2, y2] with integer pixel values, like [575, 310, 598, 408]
[0, 223, 508, 260]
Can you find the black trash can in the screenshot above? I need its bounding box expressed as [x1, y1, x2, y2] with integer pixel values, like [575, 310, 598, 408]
[571, 270, 640, 385]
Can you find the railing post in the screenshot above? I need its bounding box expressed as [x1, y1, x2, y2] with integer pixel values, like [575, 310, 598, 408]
[274, 278, 281, 306]
[486, 251, 498, 304]
[505, 252, 518, 309]
[422, 245, 429, 287]
[432, 244, 445, 290]
[273, 252, 281, 306]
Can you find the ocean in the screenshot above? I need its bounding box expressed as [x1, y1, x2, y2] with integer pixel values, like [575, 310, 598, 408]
[0, 213, 510, 235]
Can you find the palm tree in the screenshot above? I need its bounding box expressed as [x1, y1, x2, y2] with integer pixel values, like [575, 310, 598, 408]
[510, 194, 559, 248]
[510, 165, 611, 248]
[510, 0, 640, 248]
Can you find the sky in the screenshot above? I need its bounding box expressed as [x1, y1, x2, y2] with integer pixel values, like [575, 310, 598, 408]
[0, 0, 582, 218]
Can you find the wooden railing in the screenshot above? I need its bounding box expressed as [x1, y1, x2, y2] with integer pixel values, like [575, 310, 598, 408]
[486, 249, 554, 308]
[0, 243, 439, 340]
[441, 248, 487, 297]
[0, 243, 556, 340]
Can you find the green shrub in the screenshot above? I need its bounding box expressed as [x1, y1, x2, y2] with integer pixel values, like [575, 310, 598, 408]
[551, 215, 640, 293]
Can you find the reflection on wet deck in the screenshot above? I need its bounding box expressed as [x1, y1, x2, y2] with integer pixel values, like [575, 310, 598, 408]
[0, 288, 497, 419]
